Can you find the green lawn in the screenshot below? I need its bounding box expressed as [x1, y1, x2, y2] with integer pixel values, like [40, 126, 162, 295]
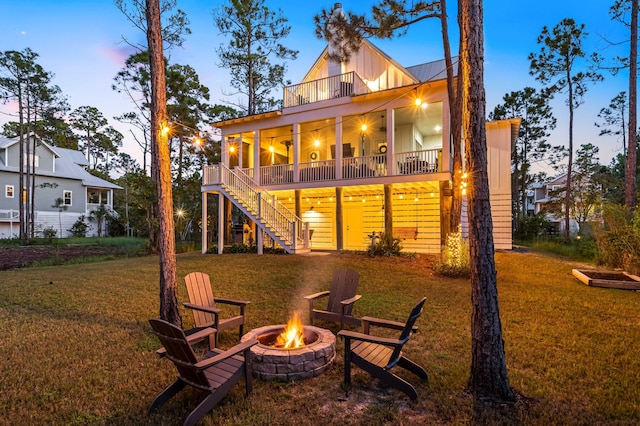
[1, 250, 639, 425]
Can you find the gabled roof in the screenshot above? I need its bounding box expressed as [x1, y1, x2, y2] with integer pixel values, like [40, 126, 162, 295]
[0, 134, 61, 158]
[302, 38, 421, 86]
[0, 136, 120, 190]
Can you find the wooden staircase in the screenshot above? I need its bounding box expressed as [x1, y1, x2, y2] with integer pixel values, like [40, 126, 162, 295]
[205, 164, 310, 254]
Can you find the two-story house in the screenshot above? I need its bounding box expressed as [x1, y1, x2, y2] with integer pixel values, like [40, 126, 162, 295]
[201, 3, 519, 254]
[0, 135, 121, 238]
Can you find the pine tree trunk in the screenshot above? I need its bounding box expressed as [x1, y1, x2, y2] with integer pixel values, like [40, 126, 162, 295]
[627, 0, 638, 213]
[441, 0, 464, 234]
[146, 0, 181, 326]
[460, 0, 514, 403]
[565, 73, 574, 243]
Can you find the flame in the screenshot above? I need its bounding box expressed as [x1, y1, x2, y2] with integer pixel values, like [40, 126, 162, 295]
[276, 312, 305, 349]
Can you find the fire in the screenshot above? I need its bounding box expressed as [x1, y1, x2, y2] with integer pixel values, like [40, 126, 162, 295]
[276, 311, 305, 349]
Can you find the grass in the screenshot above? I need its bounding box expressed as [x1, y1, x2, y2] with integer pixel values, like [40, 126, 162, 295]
[0, 236, 149, 248]
[1, 249, 640, 425]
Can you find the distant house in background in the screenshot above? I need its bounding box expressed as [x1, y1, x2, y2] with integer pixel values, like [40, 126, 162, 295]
[531, 174, 579, 236]
[0, 135, 121, 238]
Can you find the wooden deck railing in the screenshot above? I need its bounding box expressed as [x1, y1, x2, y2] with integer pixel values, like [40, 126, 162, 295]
[203, 148, 442, 187]
[284, 71, 363, 107]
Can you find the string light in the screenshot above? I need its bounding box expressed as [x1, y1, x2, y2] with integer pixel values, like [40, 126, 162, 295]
[461, 172, 469, 195]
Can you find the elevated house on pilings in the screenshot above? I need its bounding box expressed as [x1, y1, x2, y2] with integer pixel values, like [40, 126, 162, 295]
[201, 3, 519, 255]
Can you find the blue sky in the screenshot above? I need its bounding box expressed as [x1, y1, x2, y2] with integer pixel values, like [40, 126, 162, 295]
[0, 0, 631, 172]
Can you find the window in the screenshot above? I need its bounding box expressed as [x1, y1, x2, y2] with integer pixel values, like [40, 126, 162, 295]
[88, 189, 109, 204]
[63, 190, 72, 206]
[5, 185, 14, 198]
[24, 154, 39, 168]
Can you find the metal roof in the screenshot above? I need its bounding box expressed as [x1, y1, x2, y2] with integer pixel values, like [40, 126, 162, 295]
[0, 136, 121, 190]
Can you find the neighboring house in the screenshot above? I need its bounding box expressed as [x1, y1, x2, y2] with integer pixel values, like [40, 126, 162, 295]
[532, 174, 579, 236]
[201, 3, 519, 254]
[0, 135, 121, 238]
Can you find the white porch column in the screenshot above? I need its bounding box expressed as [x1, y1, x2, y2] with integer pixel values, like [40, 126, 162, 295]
[442, 98, 451, 172]
[222, 135, 229, 165]
[293, 122, 300, 183]
[217, 193, 224, 254]
[201, 192, 207, 254]
[237, 132, 243, 170]
[253, 131, 260, 183]
[335, 116, 343, 179]
[386, 107, 395, 175]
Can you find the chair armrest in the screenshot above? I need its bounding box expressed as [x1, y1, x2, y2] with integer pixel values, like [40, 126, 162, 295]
[183, 302, 221, 315]
[213, 297, 251, 307]
[338, 330, 406, 348]
[340, 294, 362, 306]
[195, 339, 259, 369]
[304, 290, 330, 301]
[362, 316, 418, 334]
[156, 326, 217, 357]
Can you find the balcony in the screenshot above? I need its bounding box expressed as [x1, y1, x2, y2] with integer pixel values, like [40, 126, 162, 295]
[204, 148, 442, 187]
[283, 71, 369, 108]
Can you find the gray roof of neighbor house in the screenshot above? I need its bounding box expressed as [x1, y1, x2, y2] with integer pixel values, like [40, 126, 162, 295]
[406, 57, 459, 83]
[0, 136, 121, 190]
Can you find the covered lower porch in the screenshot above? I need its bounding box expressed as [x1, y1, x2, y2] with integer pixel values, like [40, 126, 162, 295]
[269, 181, 447, 253]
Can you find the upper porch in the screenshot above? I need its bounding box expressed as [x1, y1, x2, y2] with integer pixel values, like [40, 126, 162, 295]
[204, 147, 444, 189]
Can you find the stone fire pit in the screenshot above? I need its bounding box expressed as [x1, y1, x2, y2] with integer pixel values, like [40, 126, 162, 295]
[241, 324, 336, 381]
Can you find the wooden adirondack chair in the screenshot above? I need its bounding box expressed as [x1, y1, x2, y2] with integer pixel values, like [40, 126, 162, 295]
[304, 269, 362, 329]
[338, 297, 428, 401]
[148, 319, 257, 426]
[183, 272, 250, 348]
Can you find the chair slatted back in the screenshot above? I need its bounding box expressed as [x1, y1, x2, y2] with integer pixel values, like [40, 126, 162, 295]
[149, 319, 210, 390]
[185, 272, 216, 328]
[327, 269, 360, 316]
[387, 297, 426, 368]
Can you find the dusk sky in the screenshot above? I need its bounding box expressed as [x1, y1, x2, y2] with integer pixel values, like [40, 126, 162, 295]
[0, 0, 631, 173]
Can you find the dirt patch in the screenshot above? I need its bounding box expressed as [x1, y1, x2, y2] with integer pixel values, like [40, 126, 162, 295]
[0, 245, 130, 270]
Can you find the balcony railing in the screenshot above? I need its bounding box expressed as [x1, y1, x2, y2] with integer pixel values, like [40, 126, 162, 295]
[284, 71, 367, 108]
[204, 149, 442, 186]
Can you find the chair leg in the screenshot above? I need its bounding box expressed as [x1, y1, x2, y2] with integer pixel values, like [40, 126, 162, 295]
[148, 379, 186, 412]
[379, 370, 419, 401]
[397, 356, 428, 380]
[343, 339, 352, 387]
[353, 357, 419, 401]
[245, 351, 253, 396]
[184, 392, 226, 426]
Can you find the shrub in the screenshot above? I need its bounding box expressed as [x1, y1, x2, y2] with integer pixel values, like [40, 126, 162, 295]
[367, 232, 402, 257]
[42, 226, 57, 241]
[594, 204, 640, 275]
[514, 214, 551, 239]
[68, 215, 89, 238]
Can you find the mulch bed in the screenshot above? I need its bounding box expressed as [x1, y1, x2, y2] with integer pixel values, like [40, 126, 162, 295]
[0, 245, 127, 270]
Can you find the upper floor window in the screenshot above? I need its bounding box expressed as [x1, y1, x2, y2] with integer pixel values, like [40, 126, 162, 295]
[24, 154, 39, 168]
[63, 190, 72, 206]
[5, 185, 14, 198]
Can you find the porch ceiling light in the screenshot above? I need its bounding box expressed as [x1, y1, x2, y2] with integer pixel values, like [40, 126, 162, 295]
[361, 123, 367, 132]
